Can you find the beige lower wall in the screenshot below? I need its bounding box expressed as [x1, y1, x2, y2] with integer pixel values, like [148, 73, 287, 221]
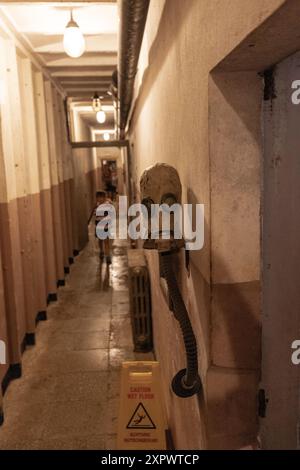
[40, 188, 57, 296]
[0, 243, 9, 385]
[0, 199, 26, 365]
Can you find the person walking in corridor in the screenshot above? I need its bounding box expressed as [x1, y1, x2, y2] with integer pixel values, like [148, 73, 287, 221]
[89, 190, 112, 265]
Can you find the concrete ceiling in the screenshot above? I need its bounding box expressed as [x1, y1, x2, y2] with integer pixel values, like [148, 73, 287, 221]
[0, 1, 118, 133]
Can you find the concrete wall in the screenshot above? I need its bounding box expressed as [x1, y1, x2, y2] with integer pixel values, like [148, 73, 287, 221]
[129, 0, 287, 449]
[0, 29, 94, 418]
[261, 52, 300, 450]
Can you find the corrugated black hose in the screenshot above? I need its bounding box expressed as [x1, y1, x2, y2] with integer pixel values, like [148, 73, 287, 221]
[160, 252, 202, 398]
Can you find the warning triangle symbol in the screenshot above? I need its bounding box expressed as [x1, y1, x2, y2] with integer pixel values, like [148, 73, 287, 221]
[126, 402, 156, 429]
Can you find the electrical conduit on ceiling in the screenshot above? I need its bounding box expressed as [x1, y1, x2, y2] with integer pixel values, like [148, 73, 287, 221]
[118, 0, 150, 139]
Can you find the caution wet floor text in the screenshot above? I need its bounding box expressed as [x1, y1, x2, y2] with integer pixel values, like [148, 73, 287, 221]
[117, 362, 167, 450]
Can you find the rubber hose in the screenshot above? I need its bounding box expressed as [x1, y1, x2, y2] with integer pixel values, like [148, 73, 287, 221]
[160, 252, 199, 389]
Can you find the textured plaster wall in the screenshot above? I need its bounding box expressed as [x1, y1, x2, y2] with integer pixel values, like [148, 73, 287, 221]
[129, 0, 286, 450]
[261, 52, 300, 449]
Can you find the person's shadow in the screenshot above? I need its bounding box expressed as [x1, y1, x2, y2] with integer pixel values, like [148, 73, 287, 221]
[98, 258, 110, 291]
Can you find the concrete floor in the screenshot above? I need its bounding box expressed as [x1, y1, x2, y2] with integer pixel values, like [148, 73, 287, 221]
[0, 235, 152, 450]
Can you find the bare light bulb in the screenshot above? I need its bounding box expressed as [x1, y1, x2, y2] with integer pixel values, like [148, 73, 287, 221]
[103, 132, 110, 141]
[63, 11, 85, 58]
[92, 93, 101, 112]
[96, 110, 106, 124]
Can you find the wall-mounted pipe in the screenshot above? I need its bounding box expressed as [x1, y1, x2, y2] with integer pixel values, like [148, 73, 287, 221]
[118, 0, 150, 139]
[160, 252, 202, 398]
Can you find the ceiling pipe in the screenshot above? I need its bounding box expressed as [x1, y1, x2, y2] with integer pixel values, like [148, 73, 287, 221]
[118, 0, 150, 139]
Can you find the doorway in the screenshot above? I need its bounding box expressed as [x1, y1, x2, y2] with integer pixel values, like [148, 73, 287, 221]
[101, 158, 118, 201]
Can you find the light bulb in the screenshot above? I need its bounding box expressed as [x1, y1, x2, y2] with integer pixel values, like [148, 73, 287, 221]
[103, 132, 110, 141]
[92, 93, 101, 112]
[63, 12, 85, 58]
[96, 110, 106, 124]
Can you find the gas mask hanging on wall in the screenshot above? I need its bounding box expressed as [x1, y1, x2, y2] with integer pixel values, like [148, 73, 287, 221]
[140, 163, 185, 252]
[139, 163, 202, 398]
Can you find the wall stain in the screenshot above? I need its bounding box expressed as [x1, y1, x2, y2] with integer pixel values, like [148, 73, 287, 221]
[263, 66, 277, 102]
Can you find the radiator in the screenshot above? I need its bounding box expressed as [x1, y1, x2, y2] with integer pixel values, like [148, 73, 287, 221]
[128, 249, 153, 353]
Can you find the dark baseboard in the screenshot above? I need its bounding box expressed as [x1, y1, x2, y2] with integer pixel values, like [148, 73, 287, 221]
[25, 333, 35, 346]
[69, 257, 74, 265]
[10, 363, 22, 379]
[36, 311, 47, 323]
[2, 363, 22, 395]
[1, 369, 10, 395]
[47, 292, 57, 304]
[1, 312, 46, 402]
[64, 266, 70, 274]
[57, 279, 65, 287]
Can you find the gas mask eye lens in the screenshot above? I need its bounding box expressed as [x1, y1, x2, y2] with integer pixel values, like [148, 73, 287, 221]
[161, 193, 177, 207]
[142, 197, 154, 215]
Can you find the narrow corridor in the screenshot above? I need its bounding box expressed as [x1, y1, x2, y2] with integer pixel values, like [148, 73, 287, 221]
[0, 233, 151, 450]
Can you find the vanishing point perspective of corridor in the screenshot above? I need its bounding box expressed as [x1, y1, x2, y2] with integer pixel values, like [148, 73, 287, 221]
[0, 0, 300, 453]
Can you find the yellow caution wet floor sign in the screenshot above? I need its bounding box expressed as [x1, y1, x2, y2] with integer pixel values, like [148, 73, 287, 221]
[117, 361, 167, 450]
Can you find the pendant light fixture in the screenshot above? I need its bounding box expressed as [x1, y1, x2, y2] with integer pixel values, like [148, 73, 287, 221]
[92, 93, 101, 112]
[63, 10, 85, 58]
[92, 93, 106, 123]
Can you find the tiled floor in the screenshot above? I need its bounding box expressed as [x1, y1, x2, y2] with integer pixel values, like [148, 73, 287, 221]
[0, 235, 151, 450]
